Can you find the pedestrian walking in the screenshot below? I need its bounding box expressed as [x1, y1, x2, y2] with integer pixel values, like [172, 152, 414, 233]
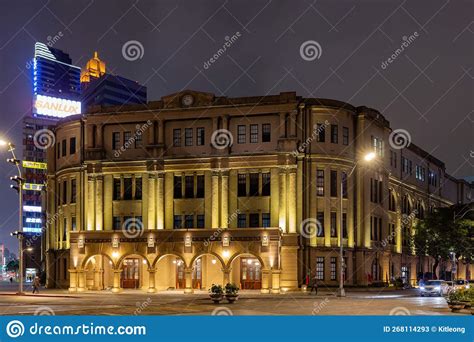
[32, 276, 40, 294]
[310, 276, 318, 294]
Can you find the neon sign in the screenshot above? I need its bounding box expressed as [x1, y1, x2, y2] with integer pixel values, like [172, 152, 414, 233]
[23, 205, 42, 213]
[22, 161, 47, 169]
[33, 94, 81, 117]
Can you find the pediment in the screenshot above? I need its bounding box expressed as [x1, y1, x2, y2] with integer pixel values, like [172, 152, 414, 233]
[161, 89, 215, 108]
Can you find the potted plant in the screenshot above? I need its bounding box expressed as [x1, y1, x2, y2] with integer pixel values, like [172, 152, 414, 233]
[447, 289, 465, 312]
[209, 284, 223, 304]
[224, 283, 239, 303]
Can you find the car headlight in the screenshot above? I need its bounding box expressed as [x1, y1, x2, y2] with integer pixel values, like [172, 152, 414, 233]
[420, 286, 425, 290]
[434, 286, 440, 290]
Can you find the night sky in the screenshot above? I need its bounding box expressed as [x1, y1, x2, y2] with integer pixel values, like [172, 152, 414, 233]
[0, 0, 472, 252]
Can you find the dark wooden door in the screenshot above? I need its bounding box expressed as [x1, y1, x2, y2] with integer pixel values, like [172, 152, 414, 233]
[121, 258, 140, 289]
[240, 258, 262, 289]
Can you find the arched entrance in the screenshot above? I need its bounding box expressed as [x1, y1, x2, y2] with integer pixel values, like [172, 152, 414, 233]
[118, 254, 149, 290]
[190, 254, 224, 290]
[153, 254, 186, 291]
[82, 254, 114, 290]
[229, 253, 264, 290]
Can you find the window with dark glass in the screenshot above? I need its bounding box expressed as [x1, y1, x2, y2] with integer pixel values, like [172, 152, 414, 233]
[342, 213, 347, 238]
[71, 216, 77, 231]
[262, 213, 270, 228]
[262, 123, 271, 142]
[197, 214, 205, 228]
[184, 128, 193, 146]
[342, 127, 349, 145]
[249, 213, 259, 227]
[62, 139, 66, 157]
[185, 215, 194, 228]
[174, 176, 182, 199]
[342, 172, 347, 198]
[173, 129, 181, 147]
[330, 257, 337, 280]
[113, 178, 121, 200]
[173, 215, 182, 229]
[250, 124, 258, 143]
[112, 132, 120, 150]
[62, 180, 67, 204]
[237, 213, 246, 228]
[63, 218, 67, 241]
[262, 172, 271, 196]
[196, 175, 204, 198]
[185, 175, 194, 198]
[317, 212, 325, 237]
[330, 124, 338, 143]
[330, 170, 337, 197]
[238, 174, 246, 197]
[71, 179, 76, 203]
[388, 189, 396, 211]
[123, 131, 131, 146]
[135, 178, 142, 200]
[316, 123, 325, 142]
[196, 127, 204, 146]
[113, 216, 121, 230]
[237, 125, 246, 144]
[57, 143, 60, 158]
[135, 132, 142, 148]
[330, 212, 337, 237]
[316, 170, 324, 196]
[249, 173, 259, 196]
[123, 178, 133, 200]
[316, 257, 324, 280]
[70, 137, 76, 154]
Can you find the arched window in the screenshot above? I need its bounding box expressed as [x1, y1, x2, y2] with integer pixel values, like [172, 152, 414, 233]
[415, 201, 424, 219]
[402, 195, 411, 215]
[388, 189, 396, 212]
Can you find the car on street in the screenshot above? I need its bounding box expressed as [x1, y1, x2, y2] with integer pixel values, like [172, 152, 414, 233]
[419, 280, 450, 296]
[453, 279, 470, 290]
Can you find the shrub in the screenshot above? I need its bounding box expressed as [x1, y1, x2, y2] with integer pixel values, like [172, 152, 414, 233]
[209, 284, 223, 295]
[224, 283, 239, 295]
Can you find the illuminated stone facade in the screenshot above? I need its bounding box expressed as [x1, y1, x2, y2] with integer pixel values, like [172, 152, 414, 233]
[45, 90, 473, 292]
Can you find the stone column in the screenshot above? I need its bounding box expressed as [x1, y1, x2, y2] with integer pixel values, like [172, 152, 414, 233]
[148, 268, 157, 293]
[288, 170, 297, 233]
[93, 268, 101, 290]
[222, 267, 231, 285]
[271, 269, 281, 294]
[157, 120, 164, 145]
[395, 213, 402, 254]
[148, 174, 156, 230]
[279, 170, 287, 232]
[86, 176, 95, 231]
[157, 173, 164, 230]
[211, 171, 219, 229]
[221, 172, 229, 228]
[77, 269, 86, 292]
[95, 175, 103, 231]
[68, 268, 78, 292]
[112, 269, 122, 293]
[184, 267, 194, 294]
[261, 269, 270, 294]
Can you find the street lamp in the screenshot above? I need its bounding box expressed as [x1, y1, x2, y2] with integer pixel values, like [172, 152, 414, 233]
[1, 139, 25, 295]
[337, 151, 376, 297]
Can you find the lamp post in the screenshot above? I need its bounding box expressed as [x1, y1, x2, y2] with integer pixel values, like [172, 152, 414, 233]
[337, 152, 376, 297]
[1, 140, 25, 295]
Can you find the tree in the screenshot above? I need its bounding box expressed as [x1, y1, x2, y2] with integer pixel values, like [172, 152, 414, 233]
[411, 204, 473, 279]
[6, 260, 19, 273]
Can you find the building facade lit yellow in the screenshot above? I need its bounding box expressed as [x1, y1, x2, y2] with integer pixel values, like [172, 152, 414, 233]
[44, 90, 473, 292]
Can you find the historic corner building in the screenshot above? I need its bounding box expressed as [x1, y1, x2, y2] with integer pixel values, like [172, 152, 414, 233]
[44, 90, 473, 293]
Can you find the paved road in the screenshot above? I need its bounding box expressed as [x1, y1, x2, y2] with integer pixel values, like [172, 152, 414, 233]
[0, 284, 463, 316]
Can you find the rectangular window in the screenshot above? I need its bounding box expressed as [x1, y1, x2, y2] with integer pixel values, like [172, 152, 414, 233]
[112, 132, 120, 150]
[196, 127, 205, 146]
[330, 212, 337, 237]
[262, 172, 271, 196]
[63, 218, 67, 241]
[262, 213, 270, 228]
[372, 136, 384, 157]
[57, 143, 60, 159]
[123, 131, 131, 147]
[390, 150, 397, 168]
[316, 123, 326, 142]
[238, 174, 246, 197]
[185, 128, 193, 146]
[250, 124, 258, 143]
[185, 215, 194, 228]
[185, 175, 194, 198]
[70, 137, 76, 154]
[249, 213, 259, 227]
[123, 178, 133, 200]
[174, 176, 182, 199]
[135, 178, 142, 200]
[317, 212, 324, 237]
[237, 125, 246, 144]
[316, 257, 325, 280]
[71, 216, 77, 231]
[330, 257, 337, 280]
[249, 173, 259, 196]
[342, 213, 347, 238]
[135, 132, 142, 148]
[237, 213, 246, 228]
[62, 139, 66, 157]
[113, 178, 121, 200]
[262, 123, 271, 142]
[342, 172, 347, 198]
[173, 129, 181, 147]
[331, 124, 338, 143]
[173, 215, 182, 229]
[196, 214, 205, 228]
[113, 216, 121, 230]
[342, 127, 349, 145]
[196, 175, 204, 198]
[316, 170, 324, 196]
[330, 170, 337, 197]
[71, 179, 76, 203]
[62, 180, 67, 204]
